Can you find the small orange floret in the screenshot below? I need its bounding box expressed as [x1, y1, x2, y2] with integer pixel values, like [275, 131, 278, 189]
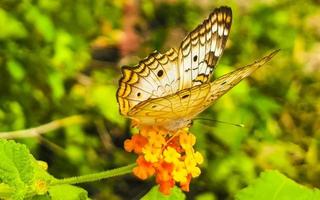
[167, 136, 183, 153]
[159, 179, 175, 195]
[124, 139, 134, 152]
[180, 174, 192, 192]
[133, 156, 155, 180]
[124, 134, 148, 154]
[133, 166, 149, 180]
[148, 131, 165, 148]
[179, 132, 196, 150]
[156, 161, 174, 182]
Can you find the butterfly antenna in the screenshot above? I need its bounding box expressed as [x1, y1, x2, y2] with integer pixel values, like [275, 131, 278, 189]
[194, 118, 245, 128]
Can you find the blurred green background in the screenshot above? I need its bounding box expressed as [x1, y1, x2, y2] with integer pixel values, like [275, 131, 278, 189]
[0, 0, 319, 199]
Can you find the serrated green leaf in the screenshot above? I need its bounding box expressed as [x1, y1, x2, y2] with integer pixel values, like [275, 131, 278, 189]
[49, 184, 89, 200]
[0, 140, 53, 200]
[141, 186, 185, 200]
[0, 139, 35, 199]
[235, 170, 320, 200]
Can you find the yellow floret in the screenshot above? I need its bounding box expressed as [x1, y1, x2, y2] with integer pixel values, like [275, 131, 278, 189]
[163, 147, 180, 164]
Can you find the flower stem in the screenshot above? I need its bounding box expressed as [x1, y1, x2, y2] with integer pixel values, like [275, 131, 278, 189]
[51, 163, 136, 185]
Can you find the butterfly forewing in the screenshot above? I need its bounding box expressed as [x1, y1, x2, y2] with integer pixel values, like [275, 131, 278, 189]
[178, 6, 232, 90]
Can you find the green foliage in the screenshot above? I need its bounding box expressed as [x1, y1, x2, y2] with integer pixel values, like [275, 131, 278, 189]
[0, 8, 27, 39]
[0, 139, 36, 199]
[48, 185, 89, 200]
[0, 140, 36, 199]
[141, 186, 186, 200]
[0, 139, 89, 200]
[236, 171, 320, 200]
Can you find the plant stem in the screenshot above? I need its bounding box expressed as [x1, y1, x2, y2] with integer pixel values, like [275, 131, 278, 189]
[51, 163, 136, 185]
[0, 115, 87, 139]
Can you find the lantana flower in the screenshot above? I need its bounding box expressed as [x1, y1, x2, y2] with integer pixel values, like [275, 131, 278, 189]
[124, 125, 203, 195]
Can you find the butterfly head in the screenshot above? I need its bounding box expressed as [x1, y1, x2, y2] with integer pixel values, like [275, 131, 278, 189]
[163, 118, 193, 131]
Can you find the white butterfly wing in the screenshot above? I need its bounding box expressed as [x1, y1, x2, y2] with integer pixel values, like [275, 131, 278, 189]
[118, 7, 232, 117]
[178, 6, 232, 90]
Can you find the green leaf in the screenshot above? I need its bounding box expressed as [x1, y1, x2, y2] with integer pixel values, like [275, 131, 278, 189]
[0, 8, 27, 39]
[236, 170, 320, 200]
[30, 194, 51, 200]
[7, 101, 26, 130]
[0, 183, 14, 199]
[6, 58, 26, 81]
[0, 139, 35, 199]
[25, 6, 55, 42]
[195, 192, 216, 200]
[0, 140, 54, 200]
[208, 153, 256, 194]
[141, 186, 185, 200]
[49, 185, 89, 200]
[48, 71, 65, 101]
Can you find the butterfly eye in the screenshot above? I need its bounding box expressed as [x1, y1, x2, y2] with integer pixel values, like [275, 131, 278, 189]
[193, 55, 198, 62]
[157, 70, 164, 77]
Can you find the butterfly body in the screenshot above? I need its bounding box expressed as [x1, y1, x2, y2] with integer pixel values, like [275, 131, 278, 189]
[117, 6, 279, 131]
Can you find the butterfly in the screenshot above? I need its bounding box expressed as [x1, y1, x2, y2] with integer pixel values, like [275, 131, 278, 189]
[117, 6, 279, 131]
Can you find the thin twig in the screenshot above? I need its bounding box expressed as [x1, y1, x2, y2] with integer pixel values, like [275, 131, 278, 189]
[95, 119, 115, 151]
[0, 115, 87, 139]
[38, 136, 67, 157]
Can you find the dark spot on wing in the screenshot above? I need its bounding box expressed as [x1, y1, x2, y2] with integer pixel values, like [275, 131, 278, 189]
[157, 70, 164, 77]
[182, 94, 189, 99]
[221, 81, 227, 85]
[193, 55, 198, 62]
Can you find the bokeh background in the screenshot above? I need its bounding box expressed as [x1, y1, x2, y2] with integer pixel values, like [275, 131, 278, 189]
[0, 0, 319, 199]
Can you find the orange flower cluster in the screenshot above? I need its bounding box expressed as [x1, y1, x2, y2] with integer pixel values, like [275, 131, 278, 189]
[124, 126, 203, 195]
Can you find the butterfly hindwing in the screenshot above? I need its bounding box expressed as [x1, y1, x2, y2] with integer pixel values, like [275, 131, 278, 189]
[178, 6, 232, 89]
[128, 82, 212, 129]
[117, 48, 180, 115]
